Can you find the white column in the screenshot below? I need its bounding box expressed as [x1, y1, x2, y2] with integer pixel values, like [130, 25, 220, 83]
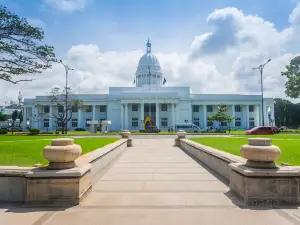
[121, 104, 124, 130]
[255, 105, 259, 127]
[271, 105, 275, 125]
[156, 103, 160, 129]
[31, 107, 36, 128]
[140, 103, 144, 130]
[22, 107, 27, 130]
[231, 105, 235, 128]
[172, 103, 175, 128]
[92, 105, 96, 121]
[246, 104, 249, 129]
[78, 108, 82, 128]
[176, 104, 179, 124]
[203, 104, 207, 130]
[124, 103, 128, 129]
[189, 104, 192, 123]
[49, 105, 53, 130]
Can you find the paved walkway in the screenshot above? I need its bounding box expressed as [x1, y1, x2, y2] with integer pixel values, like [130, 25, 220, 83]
[1, 139, 300, 224]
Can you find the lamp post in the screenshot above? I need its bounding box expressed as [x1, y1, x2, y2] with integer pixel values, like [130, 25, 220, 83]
[253, 59, 271, 126]
[59, 60, 74, 134]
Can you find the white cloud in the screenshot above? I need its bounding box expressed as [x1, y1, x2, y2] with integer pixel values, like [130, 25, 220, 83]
[44, 0, 88, 13]
[3, 4, 300, 104]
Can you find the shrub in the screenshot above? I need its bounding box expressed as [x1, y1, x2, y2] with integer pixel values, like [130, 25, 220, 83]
[39, 132, 53, 135]
[29, 128, 40, 135]
[55, 131, 59, 134]
[0, 129, 8, 134]
[75, 128, 86, 131]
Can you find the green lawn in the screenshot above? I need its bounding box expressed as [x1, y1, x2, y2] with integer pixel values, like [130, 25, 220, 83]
[0, 137, 119, 166]
[190, 135, 300, 166]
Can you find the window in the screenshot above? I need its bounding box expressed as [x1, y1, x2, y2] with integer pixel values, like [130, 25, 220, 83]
[193, 118, 200, 126]
[72, 105, 78, 112]
[85, 106, 92, 112]
[86, 118, 91, 127]
[235, 117, 241, 126]
[161, 104, 168, 111]
[72, 119, 78, 127]
[249, 105, 254, 112]
[57, 120, 62, 128]
[44, 106, 49, 113]
[132, 118, 138, 127]
[58, 105, 64, 113]
[192, 105, 199, 112]
[207, 105, 213, 112]
[132, 104, 138, 112]
[235, 105, 241, 112]
[44, 119, 49, 128]
[161, 117, 168, 127]
[221, 121, 227, 126]
[249, 117, 255, 128]
[100, 105, 107, 112]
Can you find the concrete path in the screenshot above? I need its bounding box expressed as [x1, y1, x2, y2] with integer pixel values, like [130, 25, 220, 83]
[1, 139, 300, 224]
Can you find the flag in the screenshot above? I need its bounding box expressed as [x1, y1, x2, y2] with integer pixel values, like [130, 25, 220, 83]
[163, 77, 166, 85]
[133, 79, 135, 84]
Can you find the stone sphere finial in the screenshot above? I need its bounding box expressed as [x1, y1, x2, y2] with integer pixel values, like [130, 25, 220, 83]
[43, 138, 82, 170]
[240, 138, 281, 168]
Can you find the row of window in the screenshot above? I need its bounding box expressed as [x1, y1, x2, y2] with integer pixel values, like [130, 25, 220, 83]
[130, 117, 169, 128]
[193, 105, 255, 113]
[43, 105, 107, 113]
[131, 104, 168, 112]
[43, 118, 106, 128]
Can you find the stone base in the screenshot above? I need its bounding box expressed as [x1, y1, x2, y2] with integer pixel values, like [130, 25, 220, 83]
[174, 138, 180, 147]
[229, 163, 300, 206]
[48, 161, 76, 170]
[127, 138, 132, 147]
[25, 164, 92, 206]
[245, 160, 277, 169]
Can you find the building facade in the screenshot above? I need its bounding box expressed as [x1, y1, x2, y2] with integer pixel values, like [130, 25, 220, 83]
[23, 40, 274, 132]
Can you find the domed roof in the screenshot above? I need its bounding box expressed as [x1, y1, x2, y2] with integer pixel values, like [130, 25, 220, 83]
[138, 53, 160, 67]
[135, 39, 163, 87]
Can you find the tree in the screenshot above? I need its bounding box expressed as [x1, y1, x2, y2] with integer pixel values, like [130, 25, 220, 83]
[18, 110, 23, 127]
[0, 5, 56, 84]
[274, 98, 300, 128]
[47, 87, 83, 134]
[225, 115, 235, 133]
[209, 105, 229, 130]
[0, 112, 7, 121]
[282, 56, 300, 99]
[10, 110, 18, 134]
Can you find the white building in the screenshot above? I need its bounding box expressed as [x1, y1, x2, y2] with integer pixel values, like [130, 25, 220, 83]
[23, 40, 274, 132]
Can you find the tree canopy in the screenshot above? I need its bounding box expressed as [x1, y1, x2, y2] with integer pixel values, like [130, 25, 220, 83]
[282, 56, 300, 99]
[0, 5, 56, 84]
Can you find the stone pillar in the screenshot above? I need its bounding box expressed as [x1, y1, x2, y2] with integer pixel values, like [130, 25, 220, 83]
[32, 107, 36, 128]
[49, 105, 53, 130]
[92, 105, 96, 121]
[156, 103, 160, 129]
[78, 108, 82, 128]
[271, 105, 275, 125]
[22, 107, 27, 131]
[175, 130, 187, 147]
[203, 104, 207, 130]
[140, 103, 144, 130]
[172, 103, 175, 128]
[124, 103, 128, 130]
[231, 105, 235, 128]
[255, 105, 260, 127]
[121, 104, 124, 130]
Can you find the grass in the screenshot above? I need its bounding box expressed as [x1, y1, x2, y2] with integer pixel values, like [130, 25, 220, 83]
[190, 134, 300, 166]
[0, 137, 119, 166]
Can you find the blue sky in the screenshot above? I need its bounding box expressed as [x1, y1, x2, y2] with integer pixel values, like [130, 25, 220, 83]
[0, 0, 298, 56]
[2, 0, 300, 103]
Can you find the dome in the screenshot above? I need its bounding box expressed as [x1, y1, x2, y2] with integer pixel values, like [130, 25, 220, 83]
[138, 53, 160, 68]
[135, 39, 163, 87]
